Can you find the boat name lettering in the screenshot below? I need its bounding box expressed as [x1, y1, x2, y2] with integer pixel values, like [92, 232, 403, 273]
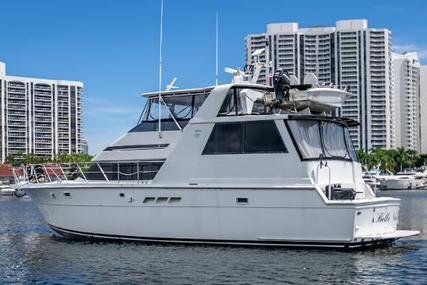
[374, 212, 391, 223]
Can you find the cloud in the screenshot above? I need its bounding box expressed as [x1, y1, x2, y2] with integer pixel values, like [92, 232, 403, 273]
[393, 44, 427, 60]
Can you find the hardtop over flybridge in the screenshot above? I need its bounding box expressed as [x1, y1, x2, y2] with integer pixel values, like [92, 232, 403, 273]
[15, 68, 419, 248]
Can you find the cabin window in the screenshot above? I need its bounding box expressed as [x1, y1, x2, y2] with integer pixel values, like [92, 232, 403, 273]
[203, 122, 243, 154]
[83, 161, 164, 181]
[104, 144, 169, 151]
[344, 128, 358, 161]
[217, 87, 270, 116]
[244, 121, 287, 153]
[286, 119, 357, 161]
[202, 121, 287, 155]
[321, 121, 347, 157]
[129, 120, 189, 132]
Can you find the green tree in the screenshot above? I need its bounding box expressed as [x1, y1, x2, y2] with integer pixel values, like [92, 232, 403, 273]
[394, 147, 410, 172]
[54, 153, 93, 163]
[357, 147, 424, 174]
[4, 154, 17, 166]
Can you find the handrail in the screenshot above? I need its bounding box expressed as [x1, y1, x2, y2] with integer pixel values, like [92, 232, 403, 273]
[17, 160, 164, 185]
[76, 164, 88, 182]
[12, 168, 20, 187]
[42, 165, 52, 183]
[96, 162, 110, 182]
[316, 160, 332, 200]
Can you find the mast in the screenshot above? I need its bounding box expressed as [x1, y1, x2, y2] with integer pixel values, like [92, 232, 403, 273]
[215, 12, 218, 86]
[158, 0, 164, 137]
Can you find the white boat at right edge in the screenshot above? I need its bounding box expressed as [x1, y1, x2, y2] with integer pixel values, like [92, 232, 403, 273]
[16, 70, 420, 249]
[379, 168, 427, 190]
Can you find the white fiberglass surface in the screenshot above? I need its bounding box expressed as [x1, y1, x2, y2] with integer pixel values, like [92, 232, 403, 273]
[287, 119, 357, 161]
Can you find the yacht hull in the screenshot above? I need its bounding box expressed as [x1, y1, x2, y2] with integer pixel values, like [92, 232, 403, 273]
[24, 183, 418, 248]
[380, 178, 414, 190]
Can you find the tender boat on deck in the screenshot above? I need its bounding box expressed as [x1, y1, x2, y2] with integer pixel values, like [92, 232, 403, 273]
[16, 74, 419, 248]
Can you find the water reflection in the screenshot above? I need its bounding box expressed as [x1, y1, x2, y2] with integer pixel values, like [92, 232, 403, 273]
[377, 190, 427, 239]
[1, 192, 426, 284]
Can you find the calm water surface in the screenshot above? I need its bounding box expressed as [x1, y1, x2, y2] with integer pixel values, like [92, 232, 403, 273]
[1, 191, 426, 284]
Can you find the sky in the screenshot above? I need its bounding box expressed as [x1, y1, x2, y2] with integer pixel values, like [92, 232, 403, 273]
[1, 0, 427, 154]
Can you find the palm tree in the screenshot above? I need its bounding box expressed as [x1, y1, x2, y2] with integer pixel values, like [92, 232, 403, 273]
[370, 148, 396, 173]
[406, 149, 420, 169]
[394, 147, 410, 172]
[356, 149, 368, 169]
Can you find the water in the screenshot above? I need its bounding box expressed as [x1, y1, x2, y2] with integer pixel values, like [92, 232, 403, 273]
[1, 192, 426, 285]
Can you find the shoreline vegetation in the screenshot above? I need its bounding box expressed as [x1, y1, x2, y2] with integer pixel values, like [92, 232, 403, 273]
[4, 152, 93, 166]
[357, 147, 426, 174]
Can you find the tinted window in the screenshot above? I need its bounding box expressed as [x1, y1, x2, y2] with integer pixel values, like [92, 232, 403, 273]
[244, 121, 287, 153]
[203, 121, 286, 155]
[218, 89, 237, 116]
[84, 161, 164, 181]
[202, 123, 243, 154]
[129, 119, 189, 132]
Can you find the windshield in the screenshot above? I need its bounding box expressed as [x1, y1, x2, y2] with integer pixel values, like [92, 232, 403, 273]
[131, 93, 209, 132]
[287, 119, 358, 161]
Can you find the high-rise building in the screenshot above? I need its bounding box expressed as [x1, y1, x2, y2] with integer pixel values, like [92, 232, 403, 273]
[392, 52, 421, 151]
[420, 66, 427, 153]
[0, 61, 84, 162]
[81, 139, 89, 154]
[245, 19, 393, 150]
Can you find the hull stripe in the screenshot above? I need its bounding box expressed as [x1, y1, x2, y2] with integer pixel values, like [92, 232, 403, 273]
[48, 224, 396, 249]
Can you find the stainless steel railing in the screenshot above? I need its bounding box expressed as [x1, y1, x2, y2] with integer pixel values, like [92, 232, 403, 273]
[13, 160, 165, 186]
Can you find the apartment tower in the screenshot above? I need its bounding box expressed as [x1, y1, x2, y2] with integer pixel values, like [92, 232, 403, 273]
[245, 19, 393, 150]
[0, 61, 83, 162]
[420, 66, 427, 153]
[392, 52, 421, 151]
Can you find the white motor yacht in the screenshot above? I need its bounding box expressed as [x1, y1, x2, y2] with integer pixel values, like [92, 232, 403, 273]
[362, 169, 383, 190]
[379, 169, 427, 190]
[16, 74, 419, 248]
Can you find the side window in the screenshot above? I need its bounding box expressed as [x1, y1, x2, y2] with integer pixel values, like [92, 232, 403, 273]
[218, 89, 238, 116]
[202, 123, 243, 154]
[202, 121, 287, 155]
[217, 87, 270, 116]
[244, 121, 287, 153]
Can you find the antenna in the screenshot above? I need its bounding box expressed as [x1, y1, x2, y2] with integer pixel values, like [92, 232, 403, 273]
[215, 12, 219, 86]
[159, 0, 164, 91]
[166, 77, 178, 91]
[158, 0, 164, 137]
